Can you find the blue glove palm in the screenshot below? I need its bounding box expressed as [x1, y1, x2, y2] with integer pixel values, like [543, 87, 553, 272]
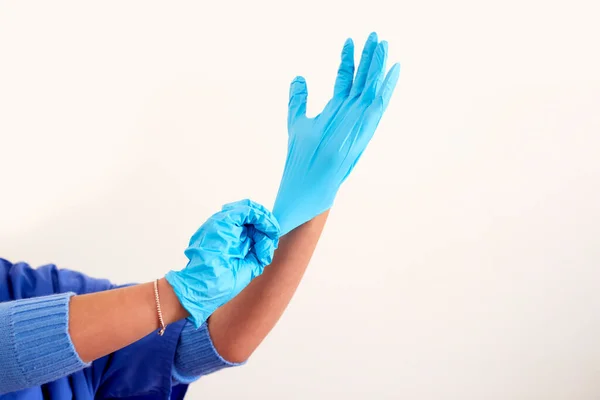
[166, 199, 280, 328]
[273, 32, 400, 235]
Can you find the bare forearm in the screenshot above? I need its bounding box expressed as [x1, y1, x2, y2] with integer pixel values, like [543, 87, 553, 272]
[208, 211, 329, 362]
[69, 278, 188, 362]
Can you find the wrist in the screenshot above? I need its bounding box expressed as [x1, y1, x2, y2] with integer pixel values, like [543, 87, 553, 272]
[157, 277, 189, 324]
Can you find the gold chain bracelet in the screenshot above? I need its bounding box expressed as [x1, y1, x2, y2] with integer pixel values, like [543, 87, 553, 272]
[153, 279, 166, 336]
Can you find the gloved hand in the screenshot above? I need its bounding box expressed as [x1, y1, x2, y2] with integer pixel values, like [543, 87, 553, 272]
[166, 199, 280, 328]
[273, 32, 400, 235]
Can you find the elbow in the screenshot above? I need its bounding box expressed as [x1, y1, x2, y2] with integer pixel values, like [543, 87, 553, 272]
[215, 343, 254, 364]
[206, 316, 261, 364]
[211, 337, 257, 364]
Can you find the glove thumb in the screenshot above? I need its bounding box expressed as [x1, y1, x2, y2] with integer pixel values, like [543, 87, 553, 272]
[288, 76, 308, 127]
[230, 253, 264, 299]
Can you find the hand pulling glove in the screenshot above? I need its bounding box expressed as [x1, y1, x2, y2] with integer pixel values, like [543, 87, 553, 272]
[166, 199, 280, 327]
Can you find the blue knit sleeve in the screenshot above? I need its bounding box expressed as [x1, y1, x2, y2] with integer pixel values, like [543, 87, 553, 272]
[172, 321, 244, 384]
[0, 292, 88, 394]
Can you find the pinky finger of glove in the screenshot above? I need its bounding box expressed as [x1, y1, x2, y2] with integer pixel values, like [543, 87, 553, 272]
[377, 62, 400, 112]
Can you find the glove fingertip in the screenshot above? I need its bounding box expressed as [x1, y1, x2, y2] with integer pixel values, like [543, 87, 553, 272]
[380, 40, 388, 52]
[363, 32, 378, 46]
[292, 75, 306, 84]
[289, 77, 308, 97]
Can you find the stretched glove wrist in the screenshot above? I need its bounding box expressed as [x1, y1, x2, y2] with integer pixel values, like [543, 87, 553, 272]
[273, 184, 337, 235]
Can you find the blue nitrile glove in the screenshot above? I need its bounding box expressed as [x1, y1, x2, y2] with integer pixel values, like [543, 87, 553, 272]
[166, 199, 280, 328]
[273, 32, 400, 235]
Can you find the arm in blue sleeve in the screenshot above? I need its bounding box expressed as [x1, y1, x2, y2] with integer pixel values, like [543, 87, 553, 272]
[172, 321, 243, 384]
[0, 292, 89, 394]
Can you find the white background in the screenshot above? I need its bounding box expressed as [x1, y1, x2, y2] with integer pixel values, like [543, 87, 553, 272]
[1, 1, 600, 399]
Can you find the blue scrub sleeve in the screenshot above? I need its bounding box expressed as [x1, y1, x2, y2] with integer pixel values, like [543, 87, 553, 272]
[0, 292, 88, 394]
[172, 321, 244, 384]
[93, 319, 188, 398]
[0, 259, 240, 398]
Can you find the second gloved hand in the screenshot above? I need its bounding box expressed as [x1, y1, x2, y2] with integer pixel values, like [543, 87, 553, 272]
[166, 199, 280, 328]
[273, 32, 400, 235]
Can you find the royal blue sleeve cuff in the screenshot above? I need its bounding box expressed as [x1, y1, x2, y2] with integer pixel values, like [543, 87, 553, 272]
[172, 321, 244, 384]
[0, 292, 89, 394]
